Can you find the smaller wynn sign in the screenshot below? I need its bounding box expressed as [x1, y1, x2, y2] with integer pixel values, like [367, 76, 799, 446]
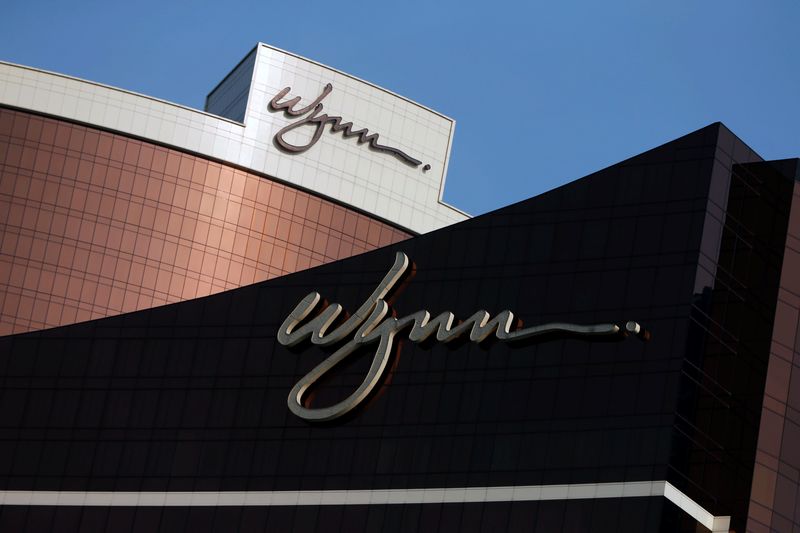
[269, 84, 430, 170]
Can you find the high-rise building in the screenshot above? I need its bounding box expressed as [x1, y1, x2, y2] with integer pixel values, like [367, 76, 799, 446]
[1, 44, 799, 532]
[0, 43, 466, 336]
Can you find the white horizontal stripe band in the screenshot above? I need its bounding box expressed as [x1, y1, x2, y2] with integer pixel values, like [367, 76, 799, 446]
[0, 481, 729, 532]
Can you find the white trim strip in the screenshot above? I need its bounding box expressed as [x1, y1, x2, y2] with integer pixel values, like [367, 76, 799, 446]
[663, 482, 731, 532]
[0, 481, 729, 532]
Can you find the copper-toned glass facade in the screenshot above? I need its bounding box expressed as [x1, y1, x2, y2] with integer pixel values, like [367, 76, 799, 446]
[748, 177, 800, 531]
[0, 108, 410, 336]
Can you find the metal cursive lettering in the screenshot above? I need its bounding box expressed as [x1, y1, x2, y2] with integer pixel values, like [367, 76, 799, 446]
[278, 252, 648, 422]
[269, 84, 428, 169]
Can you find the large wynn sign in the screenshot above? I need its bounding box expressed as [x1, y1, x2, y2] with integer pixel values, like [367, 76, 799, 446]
[278, 252, 648, 422]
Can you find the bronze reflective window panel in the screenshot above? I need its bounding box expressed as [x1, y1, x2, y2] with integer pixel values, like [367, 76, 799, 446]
[0, 108, 410, 335]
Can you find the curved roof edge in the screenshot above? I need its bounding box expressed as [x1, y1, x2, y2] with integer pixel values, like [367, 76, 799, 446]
[0, 44, 470, 233]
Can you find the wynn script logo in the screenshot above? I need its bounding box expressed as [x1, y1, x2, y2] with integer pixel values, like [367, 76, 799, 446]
[268, 83, 430, 170]
[278, 252, 648, 422]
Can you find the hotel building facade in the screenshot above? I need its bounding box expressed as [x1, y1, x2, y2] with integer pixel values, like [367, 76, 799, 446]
[1, 44, 799, 532]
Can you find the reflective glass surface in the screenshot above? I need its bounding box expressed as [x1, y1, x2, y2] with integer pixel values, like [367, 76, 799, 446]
[0, 108, 410, 335]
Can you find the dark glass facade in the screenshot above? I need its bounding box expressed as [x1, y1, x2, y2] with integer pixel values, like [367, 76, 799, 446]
[0, 108, 411, 336]
[0, 123, 798, 531]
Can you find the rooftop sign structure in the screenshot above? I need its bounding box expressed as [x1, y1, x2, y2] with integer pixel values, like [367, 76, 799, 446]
[0, 43, 467, 233]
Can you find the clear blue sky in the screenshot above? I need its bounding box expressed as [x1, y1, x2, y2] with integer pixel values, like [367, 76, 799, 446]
[3, 0, 798, 215]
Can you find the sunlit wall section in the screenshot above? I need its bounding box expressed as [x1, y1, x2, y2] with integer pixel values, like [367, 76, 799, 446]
[0, 108, 410, 335]
[0, 43, 468, 234]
